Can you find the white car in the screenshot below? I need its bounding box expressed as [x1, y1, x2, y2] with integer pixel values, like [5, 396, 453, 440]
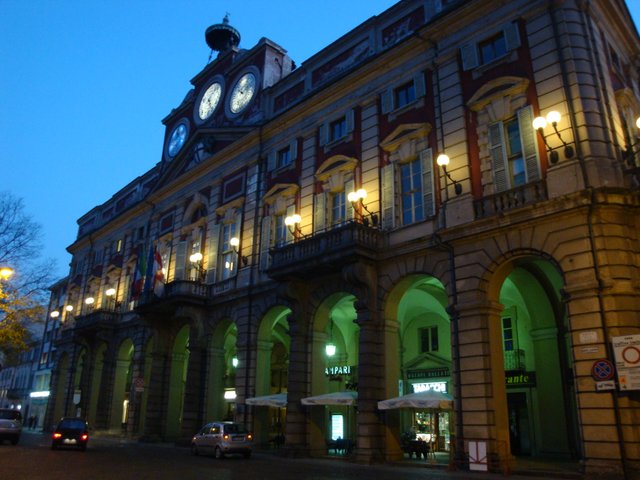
[191, 421, 253, 458]
[0, 409, 22, 445]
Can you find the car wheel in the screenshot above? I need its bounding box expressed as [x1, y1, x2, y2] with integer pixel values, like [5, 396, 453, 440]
[243, 451, 251, 459]
[214, 446, 224, 459]
[191, 443, 199, 456]
[11, 436, 19, 445]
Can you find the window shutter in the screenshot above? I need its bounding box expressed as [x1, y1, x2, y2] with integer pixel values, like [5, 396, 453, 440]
[414, 72, 426, 98]
[259, 216, 272, 271]
[206, 223, 221, 283]
[267, 151, 277, 172]
[345, 179, 355, 222]
[460, 43, 479, 71]
[174, 239, 187, 281]
[318, 124, 328, 147]
[381, 163, 395, 229]
[285, 205, 295, 244]
[489, 122, 509, 192]
[517, 105, 541, 182]
[314, 191, 326, 234]
[420, 149, 435, 218]
[290, 138, 298, 162]
[381, 88, 393, 114]
[346, 109, 355, 133]
[504, 22, 521, 51]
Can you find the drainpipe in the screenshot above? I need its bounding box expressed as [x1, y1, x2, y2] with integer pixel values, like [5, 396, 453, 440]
[243, 125, 266, 426]
[550, 2, 628, 475]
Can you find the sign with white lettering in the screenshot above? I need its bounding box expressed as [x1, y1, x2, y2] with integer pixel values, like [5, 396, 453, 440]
[325, 365, 352, 376]
[412, 382, 447, 393]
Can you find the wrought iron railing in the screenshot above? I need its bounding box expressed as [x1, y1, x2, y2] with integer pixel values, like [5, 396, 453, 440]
[473, 180, 547, 218]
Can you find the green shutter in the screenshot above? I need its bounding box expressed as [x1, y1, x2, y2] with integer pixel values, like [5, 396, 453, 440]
[517, 105, 540, 182]
[420, 149, 435, 218]
[206, 223, 221, 283]
[381, 163, 395, 229]
[259, 216, 272, 271]
[489, 122, 509, 192]
[504, 22, 521, 51]
[314, 191, 326, 234]
[460, 43, 478, 71]
[174, 239, 187, 281]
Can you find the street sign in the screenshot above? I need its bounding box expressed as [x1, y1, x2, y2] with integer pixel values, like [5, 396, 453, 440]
[612, 335, 640, 391]
[591, 359, 615, 381]
[134, 377, 145, 392]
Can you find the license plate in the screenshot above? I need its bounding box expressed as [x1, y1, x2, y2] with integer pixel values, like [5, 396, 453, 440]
[63, 439, 77, 444]
[232, 436, 244, 442]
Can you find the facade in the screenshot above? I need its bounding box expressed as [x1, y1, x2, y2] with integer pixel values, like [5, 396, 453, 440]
[45, 1, 640, 477]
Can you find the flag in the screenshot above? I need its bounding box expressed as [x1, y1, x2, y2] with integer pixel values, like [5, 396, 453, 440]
[131, 244, 147, 300]
[143, 245, 155, 293]
[153, 248, 165, 297]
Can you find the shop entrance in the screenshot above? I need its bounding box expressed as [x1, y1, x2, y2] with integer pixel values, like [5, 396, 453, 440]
[507, 392, 531, 455]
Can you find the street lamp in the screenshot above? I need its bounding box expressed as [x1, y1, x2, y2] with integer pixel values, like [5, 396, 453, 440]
[0, 267, 14, 280]
[533, 110, 574, 164]
[347, 188, 378, 226]
[284, 214, 302, 236]
[436, 154, 462, 195]
[230, 236, 248, 265]
[189, 252, 206, 282]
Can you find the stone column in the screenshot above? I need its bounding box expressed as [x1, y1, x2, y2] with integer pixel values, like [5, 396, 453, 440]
[179, 338, 207, 442]
[141, 350, 170, 441]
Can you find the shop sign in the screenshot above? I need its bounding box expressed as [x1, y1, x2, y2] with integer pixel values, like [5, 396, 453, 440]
[505, 371, 536, 388]
[612, 334, 640, 391]
[325, 365, 351, 376]
[412, 381, 447, 393]
[406, 367, 450, 380]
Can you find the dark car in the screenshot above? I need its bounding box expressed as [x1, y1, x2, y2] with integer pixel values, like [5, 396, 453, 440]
[0, 409, 22, 445]
[51, 417, 89, 451]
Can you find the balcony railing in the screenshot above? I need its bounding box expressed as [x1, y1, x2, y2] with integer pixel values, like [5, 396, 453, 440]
[136, 280, 209, 311]
[474, 180, 547, 218]
[504, 349, 526, 371]
[268, 221, 384, 279]
[73, 309, 119, 332]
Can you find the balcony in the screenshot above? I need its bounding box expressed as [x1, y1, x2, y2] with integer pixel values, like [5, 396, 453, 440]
[73, 309, 118, 334]
[474, 180, 547, 218]
[504, 349, 526, 371]
[268, 222, 384, 280]
[136, 280, 209, 314]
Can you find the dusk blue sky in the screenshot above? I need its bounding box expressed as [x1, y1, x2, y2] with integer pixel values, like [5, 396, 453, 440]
[2, 1, 640, 279]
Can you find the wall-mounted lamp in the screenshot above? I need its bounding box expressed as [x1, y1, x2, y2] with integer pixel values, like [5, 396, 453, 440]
[436, 154, 462, 195]
[189, 252, 206, 282]
[232, 356, 239, 368]
[533, 111, 574, 164]
[50, 310, 60, 319]
[105, 287, 121, 310]
[284, 214, 302, 236]
[325, 342, 337, 357]
[347, 188, 379, 227]
[229, 236, 248, 266]
[65, 305, 73, 313]
[84, 297, 95, 311]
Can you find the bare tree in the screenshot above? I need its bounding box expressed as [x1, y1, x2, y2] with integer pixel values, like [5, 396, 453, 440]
[0, 192, 55, 362]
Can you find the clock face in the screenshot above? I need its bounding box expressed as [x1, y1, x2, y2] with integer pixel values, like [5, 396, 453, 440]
[167, 122, 188, 158]
[229, 72, 257, 114]
[198, 82, 222, 121]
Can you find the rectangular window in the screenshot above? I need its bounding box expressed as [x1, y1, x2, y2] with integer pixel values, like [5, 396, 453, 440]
[330, 117, 347, 142]
[277, 146, 291, 169]
[395, 82, 416, 109]
[331, 191, 346, 226]
[504, 119, 526, 187]
[502, 317, 514, 351]
[420, 326, 439, 353]
[479, 32, 507, 64]
[400, 158, 424, 225]
[220, 223, 237, 280]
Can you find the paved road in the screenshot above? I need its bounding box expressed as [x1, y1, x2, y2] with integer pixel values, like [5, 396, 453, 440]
[0, 430, 576, 480]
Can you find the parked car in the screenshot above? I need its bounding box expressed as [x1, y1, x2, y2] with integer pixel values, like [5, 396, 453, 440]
[0, 408, 22, 445]
[51, 417, 90, 451]
[191, 421, 252, 458]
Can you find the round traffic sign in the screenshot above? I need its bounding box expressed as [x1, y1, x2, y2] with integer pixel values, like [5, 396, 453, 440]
[591, 359, 615, 381]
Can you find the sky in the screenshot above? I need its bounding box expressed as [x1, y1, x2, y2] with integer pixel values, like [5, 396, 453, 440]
[1, 1, 640, 280]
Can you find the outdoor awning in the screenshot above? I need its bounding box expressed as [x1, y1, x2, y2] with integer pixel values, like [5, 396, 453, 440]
[244, 393, 287, 408]
[377, 391, 453, 410]
[301, 391, 357, 406]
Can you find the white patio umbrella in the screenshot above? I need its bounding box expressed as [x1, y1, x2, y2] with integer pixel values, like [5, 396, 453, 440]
[300, 391, 358, 406]
[245, 392, 288, 408]
[377, 390, 453, 410]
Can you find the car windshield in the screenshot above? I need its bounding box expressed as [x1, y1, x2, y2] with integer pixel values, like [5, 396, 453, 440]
[224, 423, 247, 434]
[0, 410, 21, 421]
[59, 419, 87, 429]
